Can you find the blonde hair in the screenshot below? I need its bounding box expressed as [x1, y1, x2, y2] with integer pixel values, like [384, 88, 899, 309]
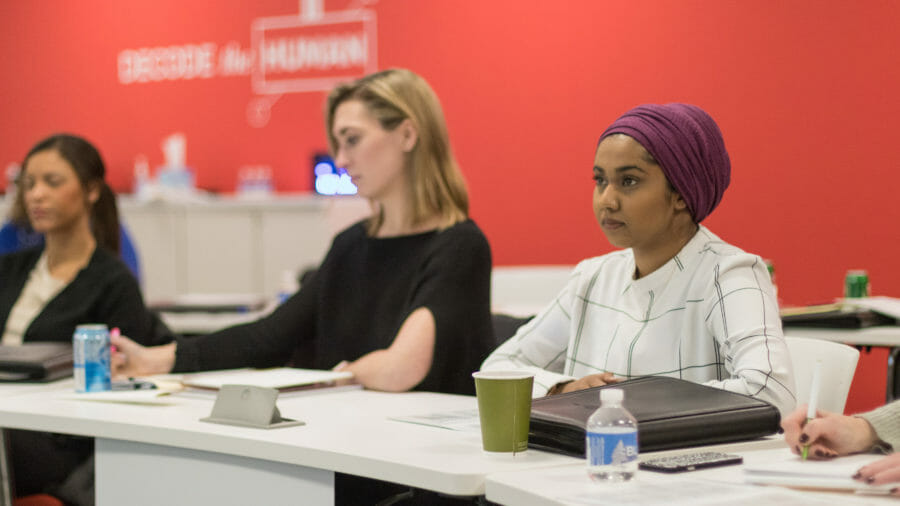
[325, 68, 469, 233]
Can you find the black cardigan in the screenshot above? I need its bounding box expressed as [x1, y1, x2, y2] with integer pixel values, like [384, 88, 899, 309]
[0, 246, 170, 346]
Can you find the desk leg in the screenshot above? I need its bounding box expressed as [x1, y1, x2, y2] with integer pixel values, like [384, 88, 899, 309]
[95, 439, 333, 506]
[0, 429, 11, 506]
[888, 347, 900, 403]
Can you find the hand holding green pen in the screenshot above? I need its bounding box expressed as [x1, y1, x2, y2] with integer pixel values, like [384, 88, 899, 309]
[782, 401, 880, 460]
[801, 360, 823, 460]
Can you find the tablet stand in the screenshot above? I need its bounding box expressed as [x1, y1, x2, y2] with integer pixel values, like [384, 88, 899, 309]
[200, 385, 305, 429]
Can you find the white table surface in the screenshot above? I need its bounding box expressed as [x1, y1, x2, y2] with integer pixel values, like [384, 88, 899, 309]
[785, 325, 900, 347]
[158, 309, 269, 335]
[156, 296, 277, 334]
[0, 381, 66, 398]
[0, 379, 579, 498]
[486, 445, 898, 506]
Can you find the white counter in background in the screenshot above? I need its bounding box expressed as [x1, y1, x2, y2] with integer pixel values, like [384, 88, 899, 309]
[118, 194, 371, 303]
[491, 265, 573, 317]
[0, 192, 371, 303]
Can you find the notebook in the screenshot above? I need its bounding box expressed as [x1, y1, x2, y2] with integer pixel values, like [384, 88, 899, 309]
[182, 367, 353, 391]
[0, 342, 73, 382]
[744, 448, 894, 493]
[528, 376, 781, 457]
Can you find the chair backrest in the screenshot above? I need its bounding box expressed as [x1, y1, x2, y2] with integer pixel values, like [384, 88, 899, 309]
[0, 221, 43, 254]
[889, 347, 900, 403]
[785, 336, 860, 414]
[491, 313, 534, 347]
[0, 220, 141, 282]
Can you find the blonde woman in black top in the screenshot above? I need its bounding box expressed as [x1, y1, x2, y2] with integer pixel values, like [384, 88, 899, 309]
[113, 69, 493, 396]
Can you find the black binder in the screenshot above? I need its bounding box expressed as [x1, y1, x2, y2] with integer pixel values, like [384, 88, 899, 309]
[0, 343, 73, 382]
[528, 376, 781, 457]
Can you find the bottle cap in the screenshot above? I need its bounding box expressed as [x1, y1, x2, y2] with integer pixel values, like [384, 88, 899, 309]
[280, 270, 299, 293]
[161, 133, 187, 168]
[600, 388, 623, 403]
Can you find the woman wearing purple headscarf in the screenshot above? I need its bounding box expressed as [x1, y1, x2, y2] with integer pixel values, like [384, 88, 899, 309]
[483, 103, 795, 415]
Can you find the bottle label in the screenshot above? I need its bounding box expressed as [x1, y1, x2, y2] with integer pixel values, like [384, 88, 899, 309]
[586, 430, 638, 466]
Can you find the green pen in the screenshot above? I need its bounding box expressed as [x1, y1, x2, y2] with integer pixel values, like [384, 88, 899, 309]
[801, 360, 823, 460]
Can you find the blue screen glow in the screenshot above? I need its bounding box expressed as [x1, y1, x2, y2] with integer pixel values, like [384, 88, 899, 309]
[313, 155, 357, 195]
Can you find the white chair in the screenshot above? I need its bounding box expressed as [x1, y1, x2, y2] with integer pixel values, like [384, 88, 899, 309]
[785, 336, 860, 414]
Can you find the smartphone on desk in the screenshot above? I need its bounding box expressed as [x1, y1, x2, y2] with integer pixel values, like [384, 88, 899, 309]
[639, 451, 743, 473]
[111, 378, 157, 391]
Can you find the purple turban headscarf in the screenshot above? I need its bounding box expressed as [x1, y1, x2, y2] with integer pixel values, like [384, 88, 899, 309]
[599, 103, 731, 223]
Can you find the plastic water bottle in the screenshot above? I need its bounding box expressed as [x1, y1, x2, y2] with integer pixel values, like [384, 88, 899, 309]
[586, 388, 638, 481]
[133, 155, 151, 198]
[4, 162, 20, 198]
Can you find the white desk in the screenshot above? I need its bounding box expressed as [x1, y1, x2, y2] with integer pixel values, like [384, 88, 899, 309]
[0, 380, 579, 505]
[117, 194, 371, 302]
[154, 294, 279, 335]
[158, 308, 271, 335]
[785, 326, 900, 348]
[486, 445, 898, 505]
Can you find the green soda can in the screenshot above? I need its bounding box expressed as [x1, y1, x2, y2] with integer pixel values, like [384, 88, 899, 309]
[844, 270, 870, 298]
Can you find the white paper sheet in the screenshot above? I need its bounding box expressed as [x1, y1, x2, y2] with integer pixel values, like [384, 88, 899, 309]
[842, 296, 900, 320]
[743, 449, 894, 493]
[389, 409, 482, 432]
[559, 478, 872, 505]
[59, 389, 178, 405]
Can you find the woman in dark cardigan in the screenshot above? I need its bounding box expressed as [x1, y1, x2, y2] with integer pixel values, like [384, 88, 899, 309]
[0, 134, 171, 505]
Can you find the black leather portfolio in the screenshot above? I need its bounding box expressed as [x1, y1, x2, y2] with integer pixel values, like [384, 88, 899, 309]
[528, 376, 781, 457]
[0, 343, 73, 382]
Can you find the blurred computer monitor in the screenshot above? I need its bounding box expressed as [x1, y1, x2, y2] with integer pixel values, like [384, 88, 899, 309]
[313, 153, 357, 196]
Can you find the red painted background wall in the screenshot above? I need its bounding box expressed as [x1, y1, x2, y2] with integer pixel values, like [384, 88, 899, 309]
[2, 0, 898, 412]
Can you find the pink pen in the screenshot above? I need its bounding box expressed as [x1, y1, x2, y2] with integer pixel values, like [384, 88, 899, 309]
[110, 327, 120, 353]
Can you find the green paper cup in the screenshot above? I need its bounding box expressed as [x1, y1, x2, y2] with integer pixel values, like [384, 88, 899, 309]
[472, 370, 534, 454]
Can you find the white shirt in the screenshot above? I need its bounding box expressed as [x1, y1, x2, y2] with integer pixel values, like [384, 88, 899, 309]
[483, 226, 796, 415]
[1, 253, 66, 345]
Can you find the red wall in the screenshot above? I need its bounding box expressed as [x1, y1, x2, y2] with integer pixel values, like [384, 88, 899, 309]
[2, 1, 898, 411]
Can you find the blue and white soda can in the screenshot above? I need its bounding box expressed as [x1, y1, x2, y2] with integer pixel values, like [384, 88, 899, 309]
[73, 323, 111, 392]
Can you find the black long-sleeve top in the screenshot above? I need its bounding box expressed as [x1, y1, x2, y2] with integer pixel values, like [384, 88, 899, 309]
[0, 246, 171, 346]
[173, 219, 495, 396]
